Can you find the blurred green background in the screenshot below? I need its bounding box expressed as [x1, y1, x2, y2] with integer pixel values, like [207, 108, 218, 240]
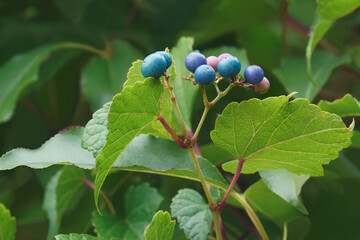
[0, 0, 359, 239]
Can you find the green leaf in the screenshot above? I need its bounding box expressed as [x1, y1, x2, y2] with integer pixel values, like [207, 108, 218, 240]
[202, 46, 249, 77]
[82, 102, 111, 157]
[94, 78, 171, 210]
[123, 60, 146, 88]
[245, 180, 303, 226]
[0, 127, 95, 170]
[0, 203, 16, 240]
[43, 166, 84, 240]
[53, 0, 96, 24]
[0, 44, 55, 123]
[274, 50, 351, 102]
[351, 130, 360, 149]
[143, 211, 175, 240]
[93, 183, 163, 240]
[306, 0, 360, 84]
[55, 233, 100, 240]
[318, 94, 360, 117]
[81, 40, 144, 110]
[171, 36, 197, 129]
[213, 94, 353, 176]
[259, 170, 310, 214]
[171, 188, 213, 240]
[327, 152, 360, 178]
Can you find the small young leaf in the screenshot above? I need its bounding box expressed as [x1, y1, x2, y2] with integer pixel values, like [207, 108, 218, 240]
[212, 94, 353, 176]
[171, 189, 213, 240]
[55, 233, 100, 240]
[0, 203, 16, 240]
[123, 60, 145, 88]
[259, 170, 310, 214]
[143, 211, 175, 240]
[0, 44, 55, 123]
[0, 127, 95, 170]
[318, 94, 360, 117]
[81, 40, 144, 110]
[43, 166, 84, 240]
[82, 102, 111, 157]
[93, 183, 163, 240]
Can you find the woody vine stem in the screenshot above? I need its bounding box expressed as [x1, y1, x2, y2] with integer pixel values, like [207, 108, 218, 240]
[159, 74, 269, 240]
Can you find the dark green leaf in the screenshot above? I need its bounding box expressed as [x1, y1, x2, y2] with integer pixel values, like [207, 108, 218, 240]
[0, 203, 16, 240]
[55, 233, 100, 240]
[143, 211, 175, 240]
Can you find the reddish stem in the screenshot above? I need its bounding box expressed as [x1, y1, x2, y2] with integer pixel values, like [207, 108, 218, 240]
[157, 115, 188, 149]
[217, 157, 246, 211]
[188, 130, 201, 156]
[286, 16, 310, 36]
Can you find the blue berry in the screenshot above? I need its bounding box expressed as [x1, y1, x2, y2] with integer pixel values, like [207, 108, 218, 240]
[244, 65, 264, 84]
[185, 52, 207, 73]
[217, 56, 241, 79]
[141, 53, 167, 79]
[155, 51, 172, 68]
[194, 65, 216, 86]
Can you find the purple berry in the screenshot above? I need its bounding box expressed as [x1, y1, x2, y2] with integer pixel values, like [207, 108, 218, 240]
[217, 56, 241, 79]
[141, 53, 167, 79]
[185, 52, 207, 73]
[254, 77, 270, 94]
[207, 56, 219, 71]
[218, 53, 231, 62]
[194, 65, 216, 86]
[244, 65, 264, 84]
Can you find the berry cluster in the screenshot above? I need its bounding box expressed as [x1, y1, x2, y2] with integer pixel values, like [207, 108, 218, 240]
[141, 51, 172, 79]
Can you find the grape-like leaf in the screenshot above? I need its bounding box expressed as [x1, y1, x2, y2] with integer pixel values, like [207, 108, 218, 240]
[143, 211, 175, 240]
[212, 94, 353, 176]
[318, 94, 360, 118]
[171, 189, 213, 240]
[81, 40, 144, 110]
[0, 127, 95, 170]
[55, 233, 100, 240]
[43, 166, 84, 240]
[82, 102, 111, 157]
[93, 183, 163, 240]
[0, 203, 16, 240]
[123, 60, 145, 88]
[0, 44, 55, 123]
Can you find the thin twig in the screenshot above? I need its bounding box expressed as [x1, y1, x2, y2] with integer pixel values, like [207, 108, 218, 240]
[157, 115, 188, 149]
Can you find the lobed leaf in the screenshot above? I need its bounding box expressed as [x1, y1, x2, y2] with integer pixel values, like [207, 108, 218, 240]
[143, 211, 175, 240]
[213, 94, 353, 176]
[0, 203, 16, 240]
[171, 189, 213, 240]
[318, 94, 360, 117]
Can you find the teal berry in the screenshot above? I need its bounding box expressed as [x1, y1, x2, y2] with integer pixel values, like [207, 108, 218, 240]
[217, 56, 241, 79]
[185, 52, 207, 73]
[141, 53, 167, 79]
[155, 51, 172, 68]
[244, 65, 264, 84]
[194, 65, 216, 86]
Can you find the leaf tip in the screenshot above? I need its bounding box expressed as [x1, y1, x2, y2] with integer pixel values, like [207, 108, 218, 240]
[349, 118, 355, 131]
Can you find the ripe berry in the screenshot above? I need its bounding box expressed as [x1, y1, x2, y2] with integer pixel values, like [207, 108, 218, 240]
[185, 52, 207, 73]
[155, 51, 172, 69]
[254, 77, 270, 94]
[206, 56, 219, 71]
[217, 56, 241, 79]
[244, 65, 264, 84]
[218, 53, 231, 62]
[141, 53, 167, 79]
[194, 65, 216, 86]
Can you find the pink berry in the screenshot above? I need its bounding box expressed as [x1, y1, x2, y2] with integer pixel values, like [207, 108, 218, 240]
[218, 53, 231, 62]
[206, 56, 219, 71]
[254, 77, 270, 94]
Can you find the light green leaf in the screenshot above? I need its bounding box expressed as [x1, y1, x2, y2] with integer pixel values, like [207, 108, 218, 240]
[202, 46, 249, 77]
[171, 36, 197, 129]
[171, 188, 213, 240]
[94, 78, 170, 210]
[318, 94, 360, 117]
[55, 233, 100, 240]
[259, 170, 310, 214]
[274, 50, 351, 102]
[213, 94, 353, 176]
[306, 0, 360, 85]
[245, 180, 303, 227]
[93, 183, 163, 240]
[123, 60, 145, 88]
[43, 166, 84, 240]
[0, 203, 16, 240]
[82, 102, 111, 157]
[0, 44, 55, 123]
[143, 211, 175, 240]
[0, 127, 95, 170]
[81, 40, 144, 110]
